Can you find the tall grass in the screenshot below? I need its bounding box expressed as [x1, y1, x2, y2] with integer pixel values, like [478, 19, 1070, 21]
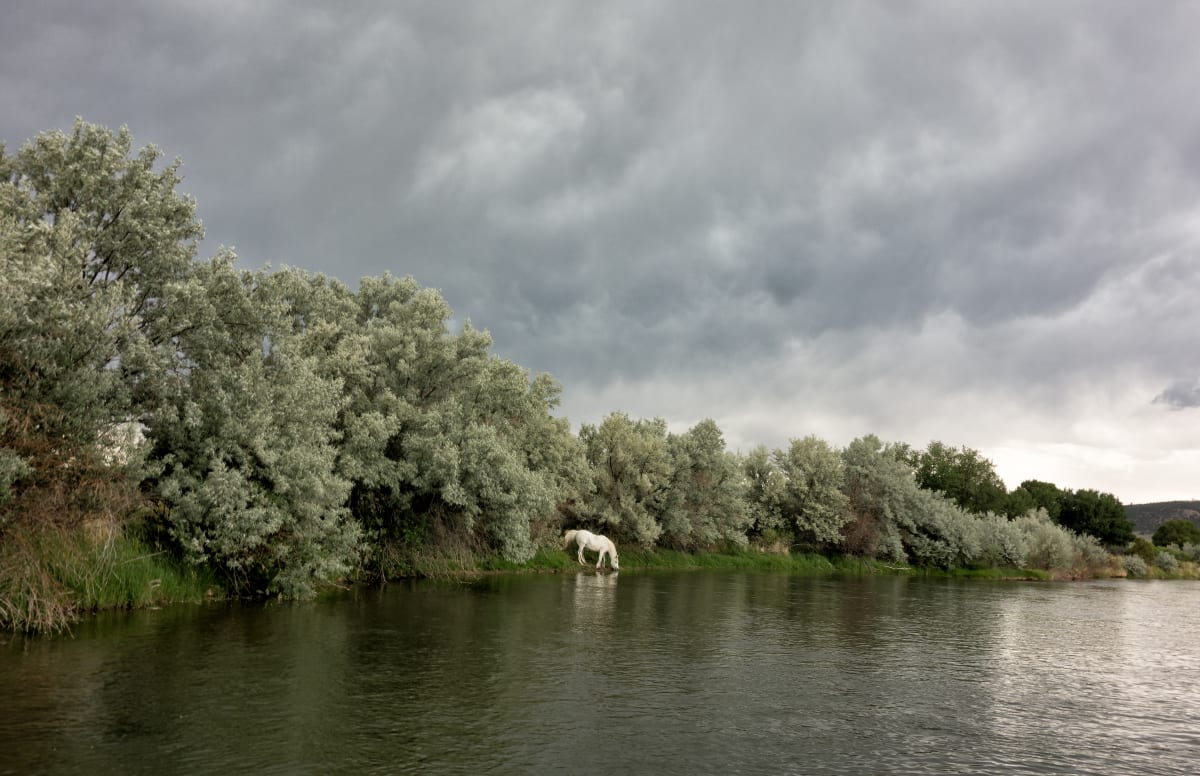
[0, 523, 220, 634]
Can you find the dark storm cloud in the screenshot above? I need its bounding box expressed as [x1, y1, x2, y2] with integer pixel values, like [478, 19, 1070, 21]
[1155, 381, 1200, 411]
[5, 0, 1200, 500]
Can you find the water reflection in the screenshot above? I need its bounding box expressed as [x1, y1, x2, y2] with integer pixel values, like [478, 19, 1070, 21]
[2, 576, 1199, 775]
[570, 571, 618, 632]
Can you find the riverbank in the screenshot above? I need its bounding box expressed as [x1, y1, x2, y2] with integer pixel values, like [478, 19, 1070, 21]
[0, 524, 220, 635]
[8, 529, 1198, 636]
[419, 544, 1058, 581]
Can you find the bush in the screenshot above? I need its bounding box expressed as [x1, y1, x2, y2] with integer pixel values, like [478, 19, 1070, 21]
[1072, 533, 1111, 569]
[972, 513, 1028, 567]
[1129, 536, 1156, 564]
[1155, 550, 1180, 574]
[1122, 554, 1149, 578]
[1015, 512, 1076, 570]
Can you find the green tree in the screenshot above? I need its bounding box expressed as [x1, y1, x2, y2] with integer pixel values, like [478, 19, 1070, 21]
[0, 119, 202, 448]
[773, 436, 850, 547]
[1152, 519, 1200, 548]
[741, 445, 786, 541]
[660, 419, 749, 549]
[576, 413, 671, 547]
[1, 119, 204, 544]
[1003, 485, 1037, 519]
[841, 435, 982, 567]
[1017, 480, 1065, 522]
[256, 269, 585, 569]
[841, 435, 915, 561]
[146, 259, 359, 597]
[911, 441, 1008, 515]
[1057, 489, 1134, 547]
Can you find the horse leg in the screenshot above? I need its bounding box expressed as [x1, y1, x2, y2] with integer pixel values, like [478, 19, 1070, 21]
[577, 547, 586, 565]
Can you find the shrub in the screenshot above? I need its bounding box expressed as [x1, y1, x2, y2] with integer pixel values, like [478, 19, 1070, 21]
[1072, 533, 1111, 569]
[1015, 512, 1075, 570]
[1122, 554, 1149, 578]
[973, 512, 1028, 567]
[1128, 536, 1156, 564]
[1154, 550, 1180, 574]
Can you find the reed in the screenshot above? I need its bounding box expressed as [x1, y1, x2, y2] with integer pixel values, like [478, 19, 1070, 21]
[0, 523, 220, 634]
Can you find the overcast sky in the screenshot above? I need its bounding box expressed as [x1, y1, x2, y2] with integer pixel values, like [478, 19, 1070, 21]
[4, 1, 1199, 504]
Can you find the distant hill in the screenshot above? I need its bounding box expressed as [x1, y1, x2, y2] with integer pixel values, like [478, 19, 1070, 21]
[1124, 501, 1200, 535]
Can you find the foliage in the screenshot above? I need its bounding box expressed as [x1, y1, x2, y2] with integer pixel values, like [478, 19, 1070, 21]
[0, 522, 218, 634]
[575, 413, 671, 546]
[1152, 519, 1200, 548]
[1012, 511, 1077, 570]
[907, 441, 1008, 516]
[840, 435, 913, 561]
[1154, 550, 1180, 574]
[971, 512, 1029, 568]
[0, 119, 202, 451]
[1058, 489, 1134, 546]
[1122, 554, 1149, 578]
[1128, 536, 1156, 565]
[741, 445, 787, 540]
[772, 436, 851, 548]
[145, 259, 360, 598]
[293, 271, 587, 570]
[1178, 543, 1200, 563]
[840, 435, 983, 567]
[660, 419, 750, 549]
[894, 488, 982, 569]
[1015, 480, 1065, 522]
[0, 411, 31, 507]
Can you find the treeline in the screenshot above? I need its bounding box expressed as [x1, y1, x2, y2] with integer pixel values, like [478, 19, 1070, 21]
[0, 121, 1154, 629]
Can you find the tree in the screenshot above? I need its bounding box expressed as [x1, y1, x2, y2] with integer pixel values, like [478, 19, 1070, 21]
[1, 119, 204, 539]
[1017, 480, 1065, 522]
[1003, 485, 1037, 519]
[910, 441, 1008, 515]
[660, 419, 749, 549]
[840, 435, 913, 561]
[255, 269, 586, 569]
[773, 436, 850, 547]
[576, 413, 671, 547]
[741, 445, 786, 541]
[1152, 519, 1200, 548]
[1057, 489, 1134, 547]
[146, 260, 359, 597]
[1, 119, 202, 447]
[841, 435, 982, 567]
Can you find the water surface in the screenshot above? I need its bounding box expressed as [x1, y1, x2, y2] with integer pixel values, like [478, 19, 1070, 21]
[2, 573, 1197, 775]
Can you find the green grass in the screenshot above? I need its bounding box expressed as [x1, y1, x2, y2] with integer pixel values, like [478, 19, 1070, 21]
[468, 544, 919, 577]
[0, 525, 221, 634]
[463, 545, 1067, 583]
[915, 566, 1052, 581]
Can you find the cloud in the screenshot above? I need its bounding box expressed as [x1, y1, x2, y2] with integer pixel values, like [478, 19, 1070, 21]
[4, 0, 1200, 502]
[1155, 380, 1200, 410]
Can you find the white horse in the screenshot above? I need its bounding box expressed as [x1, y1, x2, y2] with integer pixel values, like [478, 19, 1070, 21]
[563, 529, 619, 571]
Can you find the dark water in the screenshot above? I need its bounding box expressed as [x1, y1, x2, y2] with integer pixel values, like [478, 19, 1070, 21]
[2, 573, 1198, 775]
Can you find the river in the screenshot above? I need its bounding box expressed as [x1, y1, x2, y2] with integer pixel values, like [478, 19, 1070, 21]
[2, 572, 1198, 775]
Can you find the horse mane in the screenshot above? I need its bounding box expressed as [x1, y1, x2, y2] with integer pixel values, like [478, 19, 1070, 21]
[562, 529, 578, 548]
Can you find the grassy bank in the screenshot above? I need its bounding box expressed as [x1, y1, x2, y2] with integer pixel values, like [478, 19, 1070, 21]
[7, 528, 1181, 636]
[432, 543, 1036, 578]
[0, 524, 220, 635]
